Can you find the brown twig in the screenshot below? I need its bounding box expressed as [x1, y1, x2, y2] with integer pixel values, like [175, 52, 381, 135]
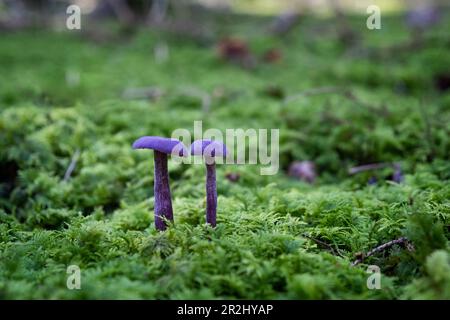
[348, 162, 400, 175]
[302, 233, 344, 257]
[351, 237, 414, 266]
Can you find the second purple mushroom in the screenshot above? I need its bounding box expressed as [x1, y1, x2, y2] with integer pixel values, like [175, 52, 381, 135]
[191, 139, 227, 227]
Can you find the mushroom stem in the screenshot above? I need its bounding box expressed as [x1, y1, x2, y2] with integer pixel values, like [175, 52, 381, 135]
[153, 151, 173, 231]
[205, 163, 217, 227]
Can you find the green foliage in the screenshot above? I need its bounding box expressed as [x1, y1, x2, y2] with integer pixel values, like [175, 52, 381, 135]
[406, 213, 447, 264]
[0, 12, 449, 299]
[402, 250, 450, 299]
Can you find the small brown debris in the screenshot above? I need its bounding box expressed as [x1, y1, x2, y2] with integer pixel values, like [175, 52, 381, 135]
[262, 48, 282, 63]
[217, 38, 255, 69]
[351, 237, 414, 266]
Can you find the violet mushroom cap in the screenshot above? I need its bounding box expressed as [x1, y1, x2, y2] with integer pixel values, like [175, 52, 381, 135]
[132, 136, 186, 231]
[190, 139, 227, 227]
[132, 136, 186, 156]
[190, 139, 227, 159]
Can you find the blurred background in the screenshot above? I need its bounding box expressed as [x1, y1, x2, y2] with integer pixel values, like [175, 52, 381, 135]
[0, 0, 449, 179]
[0, 0, 449, 31]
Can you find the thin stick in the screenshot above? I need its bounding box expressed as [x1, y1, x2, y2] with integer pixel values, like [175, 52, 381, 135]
[351, 237, 414, 266]
[302, 233, 344, 257]
[63, 149, 80, 182]
[348, 162, 400, 175]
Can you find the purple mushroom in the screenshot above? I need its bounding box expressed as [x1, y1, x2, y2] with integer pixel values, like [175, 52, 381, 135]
[190, 139, 227, 227]
[288, 161, 316, 183]
[132, 136, 186, 231]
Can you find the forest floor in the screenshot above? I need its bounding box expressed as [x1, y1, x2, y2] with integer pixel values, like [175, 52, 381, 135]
[0, 11, 449, 299]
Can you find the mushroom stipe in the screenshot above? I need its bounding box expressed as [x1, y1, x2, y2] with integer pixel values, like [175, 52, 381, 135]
[191, 139, 227, 228]
[206, 163, 217, 226]
[152, 150, 173, 231]
[132, 136, 186, 231]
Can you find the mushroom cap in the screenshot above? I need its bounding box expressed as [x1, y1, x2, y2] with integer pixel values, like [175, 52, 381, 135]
[132, 136, 186, 156]
[190, 139, 227, 158]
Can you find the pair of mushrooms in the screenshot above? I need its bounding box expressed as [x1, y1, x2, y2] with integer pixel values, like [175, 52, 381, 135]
[132, 136, 227, 231]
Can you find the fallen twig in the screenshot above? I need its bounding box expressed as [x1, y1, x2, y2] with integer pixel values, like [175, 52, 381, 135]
[351, 237, 414, 266]
[302, 233, 344, 257]
[64, 149, 80, 182]
[348, 162, 400, 175]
